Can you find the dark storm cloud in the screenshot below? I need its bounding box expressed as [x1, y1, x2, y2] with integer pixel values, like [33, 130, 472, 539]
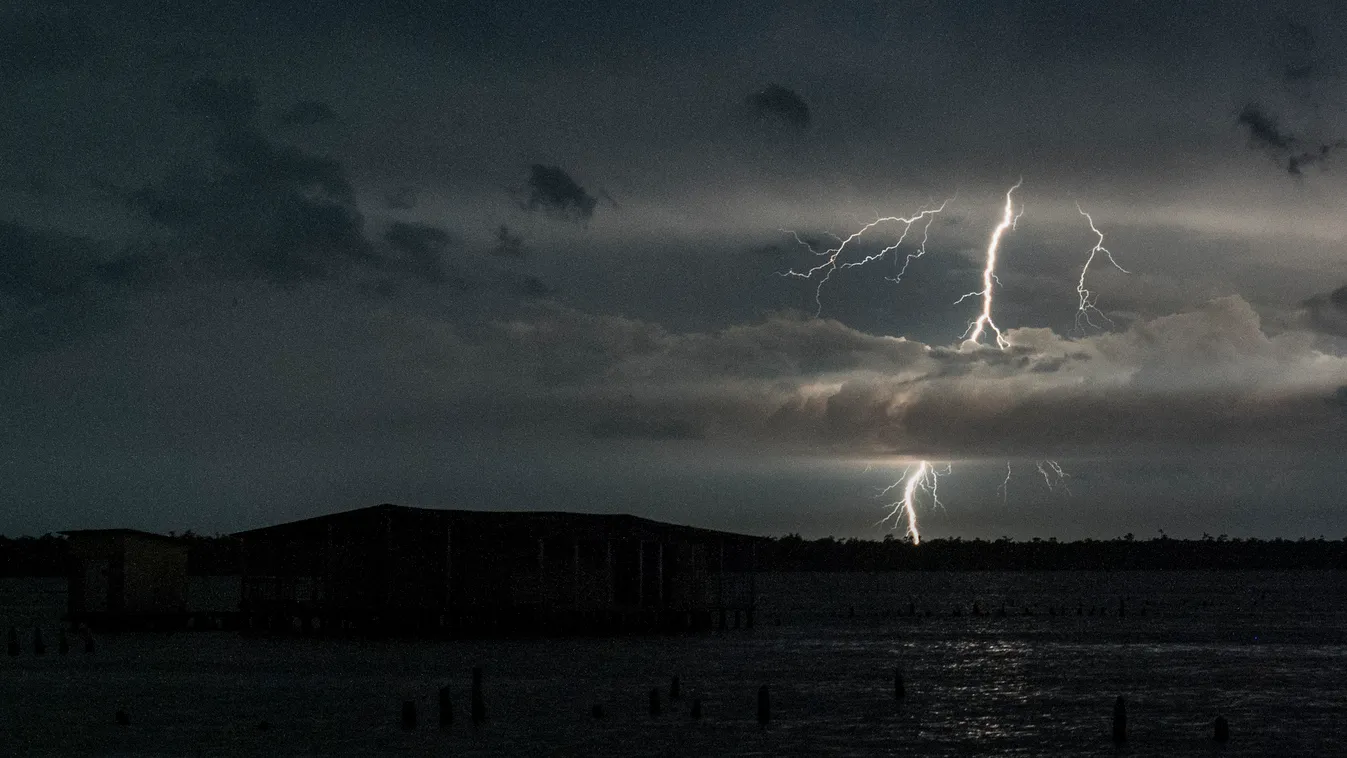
[746, 84, 810, 131]
[385, 186, 419, 210]
[491, 225, 526, 257]
[522, 165, 597, 222]
[275, 101, 339, 127]
[1237, 103, 1347, 176]
[1278, 22, 1323, 82]
[128, 76, 437, 285]
[383, 222, 451, 284]
[1236, 104, 1295, 152]
[1302, 284, 1347, 336]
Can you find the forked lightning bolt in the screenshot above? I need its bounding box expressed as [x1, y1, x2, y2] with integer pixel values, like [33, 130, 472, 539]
[1073, 203, 1129, 332]
[877, 461, 947, 545]
[779, 182, 1126, 544]
[957, 179, 1022, 348]
[779, 201, 949, 316]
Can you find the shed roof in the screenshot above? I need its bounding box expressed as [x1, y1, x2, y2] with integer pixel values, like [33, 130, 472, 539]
[60, 528, 185, 544]
[233, 503, 766, 543]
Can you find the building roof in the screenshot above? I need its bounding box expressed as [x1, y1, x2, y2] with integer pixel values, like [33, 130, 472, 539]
[60, 529, 185, 544]
[233, 503, 766, 542]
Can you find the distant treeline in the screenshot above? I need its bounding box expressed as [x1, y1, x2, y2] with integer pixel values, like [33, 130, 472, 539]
[0, 533, 240, 577]
[2, 532, 1345, 577]
[764, 534, 1347, 571]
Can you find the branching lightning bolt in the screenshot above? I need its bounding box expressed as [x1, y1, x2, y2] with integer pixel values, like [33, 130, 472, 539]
[957, 179, 1022, 349]
[1035, 459, 1071, 494]
[876, 461, 948, 545]
[1073, 203, 1129, 332]
[779, 201, 949, 316]
[777, 182, 1129, 545]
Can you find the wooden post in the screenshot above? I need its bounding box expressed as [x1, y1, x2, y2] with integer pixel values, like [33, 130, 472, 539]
[438, 685, 453, 729]
[648, 687, 661, 717]
[1214, 715, 1229, 743]
[471, 667, 486, 724]
[757, 685, 770, 726]
[401, 700, 417, 731]
[670, 676, 681, 700]
[657, 542, 664, 606]
[606, 540, 614, 606]
[7, 627, 19, 656]
[690, 697, 702, 720]
[894, 667, 905, 699]
[1112, 696, 1126, 744]
[32, 627, 44, 656]
[58, 630, 69, 655]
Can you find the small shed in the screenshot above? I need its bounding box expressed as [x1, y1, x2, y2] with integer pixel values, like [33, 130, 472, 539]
[63, 529, 189, 629]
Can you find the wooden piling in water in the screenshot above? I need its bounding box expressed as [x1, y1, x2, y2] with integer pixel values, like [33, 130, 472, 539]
[7, 627, 18, 657]
[670, 676, 681, 700]
[691, 697, 702, 720]
[58, 630, 68, 655]
[471, 667, 485, 724]
[894, 667, 905, 700]
[757, 685, 770, 726]
[401, 700, 417, 731]
[438, 685, 453, 729]
[1112, 696, 1126, 744]
[1213, 715, 1229, 743]
[649, 687, 662, 717]
[32, 627, 44, 656]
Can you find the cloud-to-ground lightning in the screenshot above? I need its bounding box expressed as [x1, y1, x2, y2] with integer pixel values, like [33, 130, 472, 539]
[877, 461, 947, 545]
[957, 179, 1022, 349]
[779, 201, 949, 316]
[1036, 459, 1071, 494]
[1073, 203, 1130, 332]
[781, 183, 1130, 544]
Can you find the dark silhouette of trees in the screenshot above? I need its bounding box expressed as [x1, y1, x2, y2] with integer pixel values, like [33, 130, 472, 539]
[763, 534, 1347, 571]
[0, 533, 239, 577]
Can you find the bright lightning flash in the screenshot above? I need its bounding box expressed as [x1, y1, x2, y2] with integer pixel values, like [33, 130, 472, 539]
[877, 461, 947, 545]
[957, 180, 1023, 349]
[779, 183, 1125, 545]
[780, 201, 949, 316]
[1073, 203, 1129, 331]
[1035, 459, 1071, 494]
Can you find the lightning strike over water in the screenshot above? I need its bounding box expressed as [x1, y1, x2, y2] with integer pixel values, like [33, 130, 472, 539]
[1073, 203, 1130, 332]
[877, 461, 947, 545]
[782, 182, 1126, 544]
[957, 179, 1022, 349]
[779, 201, 949, 316]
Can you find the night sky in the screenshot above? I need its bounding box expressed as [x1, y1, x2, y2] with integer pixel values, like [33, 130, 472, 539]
[4, 1, 1347, 540]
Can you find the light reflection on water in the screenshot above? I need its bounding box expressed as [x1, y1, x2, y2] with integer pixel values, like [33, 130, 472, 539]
[1, 571, 1343, 756]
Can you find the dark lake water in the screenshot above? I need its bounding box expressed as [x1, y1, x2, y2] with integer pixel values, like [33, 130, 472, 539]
[1, 571, 1344, 756]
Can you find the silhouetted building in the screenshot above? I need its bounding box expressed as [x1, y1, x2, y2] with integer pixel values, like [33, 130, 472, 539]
[234, 504, 762, 636]
[63, 529, 189, 630]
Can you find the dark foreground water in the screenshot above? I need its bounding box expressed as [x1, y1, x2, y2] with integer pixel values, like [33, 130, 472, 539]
[1, 571, 1344, 756]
